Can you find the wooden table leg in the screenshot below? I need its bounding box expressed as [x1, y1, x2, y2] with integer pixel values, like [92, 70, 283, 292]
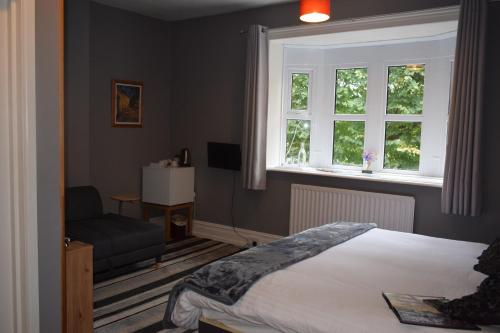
[164, 207, 172, 240]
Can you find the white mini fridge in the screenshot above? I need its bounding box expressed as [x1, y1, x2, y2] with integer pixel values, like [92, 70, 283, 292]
[142, 166, 195, 206]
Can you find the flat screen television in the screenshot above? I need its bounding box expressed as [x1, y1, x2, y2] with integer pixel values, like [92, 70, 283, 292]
[207, 142, 241, 171]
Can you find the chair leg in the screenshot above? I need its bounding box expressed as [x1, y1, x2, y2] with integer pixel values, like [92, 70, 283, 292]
[155, 255, 162, 263]
[154, 255, 162, 268]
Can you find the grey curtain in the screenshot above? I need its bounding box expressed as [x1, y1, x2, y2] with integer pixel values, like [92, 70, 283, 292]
[442, 0, 488, 216]
[242, 25, 269, 190]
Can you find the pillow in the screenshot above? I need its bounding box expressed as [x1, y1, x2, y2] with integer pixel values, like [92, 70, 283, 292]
[474, 238, 500, 276]
[439, 275, 500, 325]
[65, 186, 103, 222]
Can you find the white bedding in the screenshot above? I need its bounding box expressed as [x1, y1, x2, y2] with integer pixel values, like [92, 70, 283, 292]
[171, 228, 499, 333]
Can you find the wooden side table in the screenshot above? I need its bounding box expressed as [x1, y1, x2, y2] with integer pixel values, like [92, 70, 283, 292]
[142, 201, 193, 240]
[111, 194, 141, 215]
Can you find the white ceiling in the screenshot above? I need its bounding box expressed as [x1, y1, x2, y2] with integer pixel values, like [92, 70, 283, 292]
[92, 0, 298, 22]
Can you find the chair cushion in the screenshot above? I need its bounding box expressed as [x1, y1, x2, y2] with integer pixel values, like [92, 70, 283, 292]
[94, 258, 111, 274]
[66, 214, 164, 260]
[103, 214, 164, 255]
[65, 221, 113, 260]
[65, 186, 103, 221]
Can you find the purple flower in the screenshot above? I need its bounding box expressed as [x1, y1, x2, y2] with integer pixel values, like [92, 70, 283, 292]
[362, 151, 376, 163]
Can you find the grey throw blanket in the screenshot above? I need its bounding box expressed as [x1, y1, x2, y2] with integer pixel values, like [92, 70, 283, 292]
[164, 222, 376, 327]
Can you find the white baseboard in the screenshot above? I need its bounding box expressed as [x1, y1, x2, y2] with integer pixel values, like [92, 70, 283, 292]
[148, 217, 282, 247]
[192, 220, 282, 247]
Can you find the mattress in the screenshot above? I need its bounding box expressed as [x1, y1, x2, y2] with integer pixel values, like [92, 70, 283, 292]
[171, 228, 499, 333]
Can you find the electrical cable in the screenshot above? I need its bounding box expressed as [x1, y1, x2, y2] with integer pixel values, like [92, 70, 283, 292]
[230, 170, 251, 247]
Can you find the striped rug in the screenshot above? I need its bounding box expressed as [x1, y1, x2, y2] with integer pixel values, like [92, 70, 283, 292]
[93, 237, 241, 333]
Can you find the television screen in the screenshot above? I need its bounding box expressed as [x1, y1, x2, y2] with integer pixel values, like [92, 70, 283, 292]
[207, 142, 241, 171]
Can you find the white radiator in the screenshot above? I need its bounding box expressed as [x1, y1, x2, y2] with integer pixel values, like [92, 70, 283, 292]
[289, 184, 415, 234]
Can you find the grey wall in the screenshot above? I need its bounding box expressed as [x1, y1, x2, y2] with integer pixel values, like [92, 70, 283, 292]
[89, 3, 172, 218]
[56, 0, 498, 330]
[65, 0, 90, 187]
[64, 0, 500, 243]
[65, 2, 172, 218]
[170, 0, 500, 243]
[36, 0, 63, 332]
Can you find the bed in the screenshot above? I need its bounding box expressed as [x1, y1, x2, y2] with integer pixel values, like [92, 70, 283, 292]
[168, 226, 499, 333]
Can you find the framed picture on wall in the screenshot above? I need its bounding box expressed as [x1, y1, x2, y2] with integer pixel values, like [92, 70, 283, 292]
[112, 79, 144, 128]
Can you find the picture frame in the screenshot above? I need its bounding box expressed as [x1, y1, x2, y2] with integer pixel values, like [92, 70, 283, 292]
[111, 79, 144, 128]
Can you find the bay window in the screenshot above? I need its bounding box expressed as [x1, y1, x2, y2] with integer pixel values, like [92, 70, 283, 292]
[278, 35, 455, 178]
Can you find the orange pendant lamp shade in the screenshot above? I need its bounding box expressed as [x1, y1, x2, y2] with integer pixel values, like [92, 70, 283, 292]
[300, 0, 330, 23]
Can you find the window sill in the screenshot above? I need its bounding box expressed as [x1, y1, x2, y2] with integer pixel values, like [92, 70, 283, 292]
[267, 166, 443, 188]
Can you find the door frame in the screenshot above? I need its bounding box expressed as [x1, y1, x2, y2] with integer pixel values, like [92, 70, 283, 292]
[0, 0, 65, 331]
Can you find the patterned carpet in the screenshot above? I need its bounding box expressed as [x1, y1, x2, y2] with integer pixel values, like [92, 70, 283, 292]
[93, 237, 241, 333]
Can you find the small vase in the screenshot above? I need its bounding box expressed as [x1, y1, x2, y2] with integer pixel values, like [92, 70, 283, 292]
[362, 161, 373, 174]
[297, 143, 307, 168]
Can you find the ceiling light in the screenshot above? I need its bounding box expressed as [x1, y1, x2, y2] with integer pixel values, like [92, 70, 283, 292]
[300, 0, 331, 23]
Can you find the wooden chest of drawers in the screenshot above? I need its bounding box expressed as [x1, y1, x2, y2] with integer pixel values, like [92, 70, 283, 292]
[66, 241, 93, 333]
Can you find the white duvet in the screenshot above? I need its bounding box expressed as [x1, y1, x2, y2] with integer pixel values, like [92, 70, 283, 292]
[171, 228, 499, 333]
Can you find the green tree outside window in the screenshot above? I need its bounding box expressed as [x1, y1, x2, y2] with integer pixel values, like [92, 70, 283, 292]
[384, 121, 421, 170]
[333, 121, 365, 166]
[387, 65, 425, 115]
[335, 68, 368, 114]
[286, 120, 310, 163]
[291, 73, 309, 110]
[284, 65, 426, 171]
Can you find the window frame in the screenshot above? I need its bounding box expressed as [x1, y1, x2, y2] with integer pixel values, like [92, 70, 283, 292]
[379, 57, 452, 176]
[266, 6, 459, 183]
[281, 68, 314, 166]
[331, 64, 369, 170]
[284, 68, 313, 114]
[280, 50, 453, 177]
[379, 60, 427, 175]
